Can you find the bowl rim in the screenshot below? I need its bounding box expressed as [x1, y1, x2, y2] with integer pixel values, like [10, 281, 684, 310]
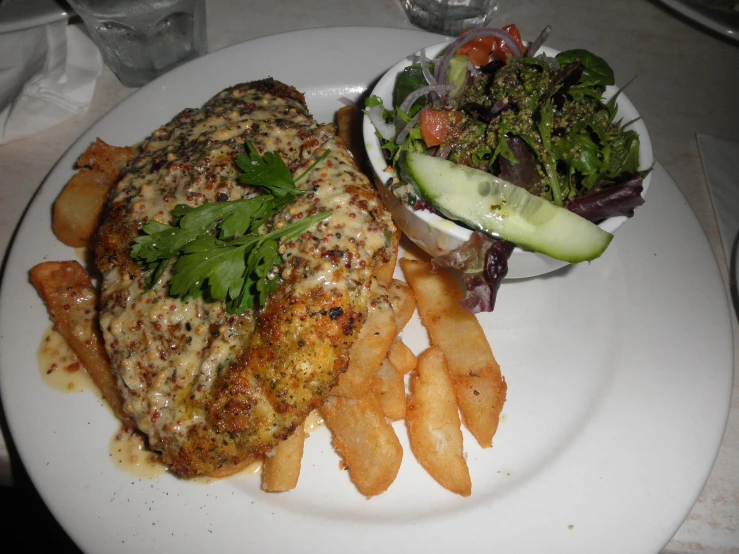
[362, 40, 654, 252]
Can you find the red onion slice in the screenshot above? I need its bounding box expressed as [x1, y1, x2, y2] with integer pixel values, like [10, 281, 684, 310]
[368, 104, 396, 141]
[434, 28, 523, 84]
[395, 113, 420, 145]
[419, 48, 437, 85]
[397, 83, 455, 116]
[526, 25, 552, 58]
[436, 145, 452, 159]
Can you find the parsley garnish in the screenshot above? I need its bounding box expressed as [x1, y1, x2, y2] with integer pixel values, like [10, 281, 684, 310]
[235, 142, 330, 196]
[131, 142, 331, 313]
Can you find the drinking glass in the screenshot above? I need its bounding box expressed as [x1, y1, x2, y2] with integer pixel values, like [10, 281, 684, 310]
[402, 0, 500, 36]
[65, 0, 207, 87]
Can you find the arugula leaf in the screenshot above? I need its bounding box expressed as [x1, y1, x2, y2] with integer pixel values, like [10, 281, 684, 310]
[535, 95, 565, 205]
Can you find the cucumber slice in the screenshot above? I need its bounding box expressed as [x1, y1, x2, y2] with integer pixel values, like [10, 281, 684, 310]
[400, 152, 613, 263]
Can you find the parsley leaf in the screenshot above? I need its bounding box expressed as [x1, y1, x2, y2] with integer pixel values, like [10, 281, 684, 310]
[131, 144, 332, 313]
[235, 142, 301, 197]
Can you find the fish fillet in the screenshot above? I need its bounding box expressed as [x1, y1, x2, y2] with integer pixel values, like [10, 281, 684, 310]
[93, 79, 397, 477]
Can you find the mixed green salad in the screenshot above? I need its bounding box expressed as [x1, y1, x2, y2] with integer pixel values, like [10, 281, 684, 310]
[366, 25, 648, 312]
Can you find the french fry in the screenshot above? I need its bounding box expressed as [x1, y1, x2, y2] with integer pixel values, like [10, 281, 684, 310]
[336, 104, 369, 175]
[400, 258, 506, 448]
[373, 228, 400, 286]
[371, 359, 406, 421]
[52, 139, 135, 248]
[29, 261, 134, 428]
[387, 338, 417, 376]
[321, 394, 403, 497]
[407, 346, 471, 496]
[330, 292, 397, 398]
[387, 278, 416, 332]
[261, 423, 307, 492]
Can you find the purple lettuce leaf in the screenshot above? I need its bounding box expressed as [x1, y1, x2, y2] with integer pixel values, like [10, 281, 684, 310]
[499, 137, 542, 192]
[565, 173, 645, 222]
[432, 232, 514, 313]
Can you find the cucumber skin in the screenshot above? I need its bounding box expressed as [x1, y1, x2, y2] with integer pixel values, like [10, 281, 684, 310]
[400, 152, 613, 264]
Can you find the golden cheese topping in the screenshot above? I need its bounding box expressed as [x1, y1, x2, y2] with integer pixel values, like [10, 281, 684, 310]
[95, 79, 396, 475]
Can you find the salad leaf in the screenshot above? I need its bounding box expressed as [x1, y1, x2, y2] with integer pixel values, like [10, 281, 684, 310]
[394, 65, 433, 111]
[432, 232, 514, 314]
[555, 49, 615, 88]
[565, 173, 645, 222]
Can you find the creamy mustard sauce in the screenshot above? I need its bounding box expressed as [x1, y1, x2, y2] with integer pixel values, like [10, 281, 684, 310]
[109, 427, 167, 479]
[97, 82, 394, 465]
[304, 409, 324, 433]
[38, 326, 95, 393]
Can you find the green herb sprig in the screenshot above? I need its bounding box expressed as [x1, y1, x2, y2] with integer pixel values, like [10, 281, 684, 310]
[131, 142, 331, 313]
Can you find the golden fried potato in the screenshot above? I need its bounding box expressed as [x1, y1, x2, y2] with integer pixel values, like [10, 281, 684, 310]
[371, 359, 406, 421]
[373, 229, 400, 286]
[29, 261, 133, 428]
[261, 423, 307, 492]
[52, 139, 135, 247]
[321, 394, 403, 497]
[387, 278, 416, 332]
[400, 258, 506, 448]
[331, 294, 397, 398]
[337, 104, 369, 175]
[387, 338, 417, 376]
[407, 346, 471, 496]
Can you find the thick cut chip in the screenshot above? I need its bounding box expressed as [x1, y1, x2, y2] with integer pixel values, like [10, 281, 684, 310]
[387, 279, 416, 331]
[29, 261, 133, 427]
[373, 229, 400, 286]
[387, 339, 417, 376]
[330, 293, 397, 398]
[261, 423, 306, 492]
[371, 358, 406, 421]
[321, 394, 402, 497]
[400, 258, 506, 448]
[337, 104, 370, 176]
[53, 139, 136, 247]
[407, 346, 471, 496]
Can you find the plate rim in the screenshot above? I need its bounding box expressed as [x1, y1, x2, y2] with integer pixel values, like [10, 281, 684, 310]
[0, 26, 734, 554]
[661, 0, 739, 41]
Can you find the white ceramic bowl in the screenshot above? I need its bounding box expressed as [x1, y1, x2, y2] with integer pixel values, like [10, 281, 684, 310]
[363, 41, 654, 279]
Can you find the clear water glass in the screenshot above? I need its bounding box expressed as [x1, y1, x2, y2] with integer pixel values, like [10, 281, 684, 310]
[402, 0, 500, 36]
[66, 0, 207, 87]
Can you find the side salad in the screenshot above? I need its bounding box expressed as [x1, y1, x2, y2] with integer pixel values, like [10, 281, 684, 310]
[366, 25, 648, 313]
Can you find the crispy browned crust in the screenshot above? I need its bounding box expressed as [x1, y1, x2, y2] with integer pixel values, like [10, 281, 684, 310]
[163, 286, 363, 478]
[206, 77, 306, 109]
[93, 203, 142, 277]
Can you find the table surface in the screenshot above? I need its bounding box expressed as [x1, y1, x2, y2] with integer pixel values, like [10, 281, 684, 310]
[0, 0, 737, 552]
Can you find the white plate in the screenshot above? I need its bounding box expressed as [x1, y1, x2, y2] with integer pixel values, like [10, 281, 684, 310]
[0, 27, 734, 554]
[661, 0, 739, 41]
[0, 0, 69, 34]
